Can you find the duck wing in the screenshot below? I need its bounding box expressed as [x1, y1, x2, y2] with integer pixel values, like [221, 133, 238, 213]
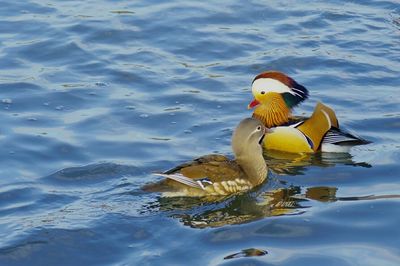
[159, 154, 243, 190]
[164, 154, 230, 174]
[153, 173, 206, 189]
[296, 102, 339, 151]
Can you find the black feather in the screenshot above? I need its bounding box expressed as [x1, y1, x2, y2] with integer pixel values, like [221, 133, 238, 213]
[323, 128, 371, 146]
[282, 82, 309, 108]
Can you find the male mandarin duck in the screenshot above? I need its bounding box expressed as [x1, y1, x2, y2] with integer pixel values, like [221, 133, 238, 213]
[248, 71, 370, 153]
[143, 118, 269, 197]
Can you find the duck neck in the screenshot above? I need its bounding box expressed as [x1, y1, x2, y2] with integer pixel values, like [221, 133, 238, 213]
[236, 154, 268, 186]
[252, 95, 291, 127]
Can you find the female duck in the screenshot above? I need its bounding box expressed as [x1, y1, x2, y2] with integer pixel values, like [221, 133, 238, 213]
[143, 118, 269, 197]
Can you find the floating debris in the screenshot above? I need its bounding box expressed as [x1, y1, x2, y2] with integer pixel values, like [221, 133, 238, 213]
[140, 114, 149, 118]
[224, 248, 268, 260]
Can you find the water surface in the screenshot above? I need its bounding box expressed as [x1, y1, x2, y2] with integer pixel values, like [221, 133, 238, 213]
[0, 0, 400, 265]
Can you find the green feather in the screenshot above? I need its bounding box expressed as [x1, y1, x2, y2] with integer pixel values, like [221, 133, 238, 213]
[282, 93, 303, 108]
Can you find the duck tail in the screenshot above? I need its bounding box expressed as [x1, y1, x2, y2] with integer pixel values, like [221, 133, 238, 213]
[322, 128, 371, 146]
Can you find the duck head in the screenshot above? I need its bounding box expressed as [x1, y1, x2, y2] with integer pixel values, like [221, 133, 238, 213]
[232, 118, 268, 185]
[248, 71, 309, 127]
[232, 117, 266, 158]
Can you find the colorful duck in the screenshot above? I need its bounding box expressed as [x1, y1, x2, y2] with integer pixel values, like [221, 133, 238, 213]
[248, 71, 370, 153]
[143, 118, 269, 197]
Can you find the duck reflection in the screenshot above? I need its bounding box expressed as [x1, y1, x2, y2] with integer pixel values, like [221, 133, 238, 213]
[147, 151, 374, 229]
[153, 185, 337, 228]
[155, 184, 400, 229]
[264, 150, 371, 175]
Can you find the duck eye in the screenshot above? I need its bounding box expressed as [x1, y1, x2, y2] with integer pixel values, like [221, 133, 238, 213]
[256, 126, 262, 131]
[260, 91, 265, 95]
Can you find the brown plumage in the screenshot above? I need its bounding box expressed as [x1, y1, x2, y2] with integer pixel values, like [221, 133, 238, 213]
[143, 118, 269, 197]
[253, 71, 297, 88]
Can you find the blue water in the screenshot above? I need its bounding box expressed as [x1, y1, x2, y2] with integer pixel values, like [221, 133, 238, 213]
[1, 0, 399, 265]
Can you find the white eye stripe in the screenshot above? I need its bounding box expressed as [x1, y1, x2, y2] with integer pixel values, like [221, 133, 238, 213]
[252, 78, 292, 95]
[249, 126, 263, 136]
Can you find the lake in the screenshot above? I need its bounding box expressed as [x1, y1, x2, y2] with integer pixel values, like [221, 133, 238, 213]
[0, 0, 399, 265]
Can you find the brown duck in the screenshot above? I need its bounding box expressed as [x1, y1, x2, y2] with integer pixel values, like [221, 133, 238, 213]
[143, 118, 269, 197]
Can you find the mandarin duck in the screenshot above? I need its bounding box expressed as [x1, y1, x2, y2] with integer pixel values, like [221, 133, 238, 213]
[248, 71, 370, 153]
[143, 118, 269, 197]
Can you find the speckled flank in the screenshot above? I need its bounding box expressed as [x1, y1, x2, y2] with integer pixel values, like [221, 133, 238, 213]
[208, 179, 252, 195]
[162, 179, 253, 197]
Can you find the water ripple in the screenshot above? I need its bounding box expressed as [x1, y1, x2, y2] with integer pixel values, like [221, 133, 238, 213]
[0, 0, 399, 265]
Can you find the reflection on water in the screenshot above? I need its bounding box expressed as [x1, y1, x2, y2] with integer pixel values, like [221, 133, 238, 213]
[153, 185, 318, 228]
[143, 151, 393, 230]
[148, 152, 399, 229]
[265, 150, 371, 175]
[152, 184, 400, 229]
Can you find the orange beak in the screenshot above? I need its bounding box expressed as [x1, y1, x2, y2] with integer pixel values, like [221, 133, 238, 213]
[247, 99, 260, 109]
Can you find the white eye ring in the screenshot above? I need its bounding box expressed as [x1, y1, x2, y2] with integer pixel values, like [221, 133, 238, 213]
[256, 126, 262, 131]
